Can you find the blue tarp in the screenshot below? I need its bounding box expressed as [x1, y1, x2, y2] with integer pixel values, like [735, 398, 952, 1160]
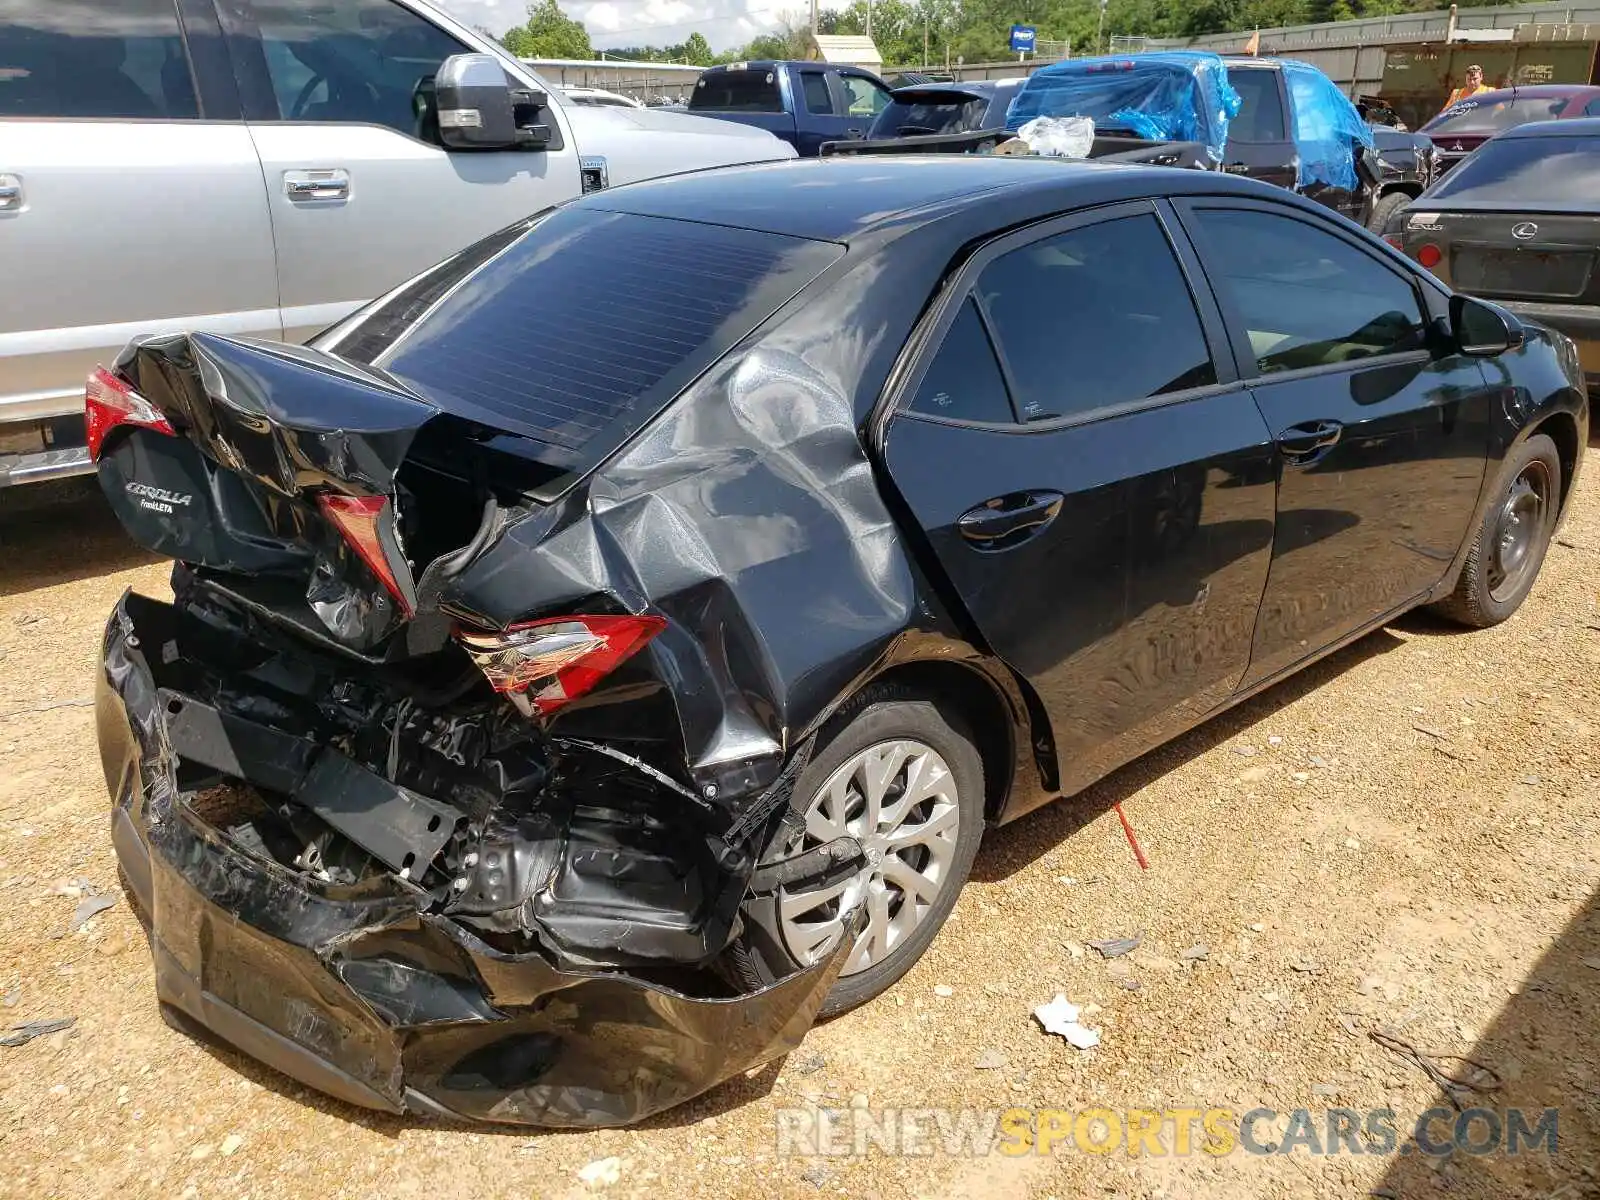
[1005, 51, 1242, 163]
[1279, 59, 1374, 192]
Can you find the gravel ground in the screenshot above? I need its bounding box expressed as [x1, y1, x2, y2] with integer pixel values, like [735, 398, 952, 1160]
[1, 464, 1598, 1200]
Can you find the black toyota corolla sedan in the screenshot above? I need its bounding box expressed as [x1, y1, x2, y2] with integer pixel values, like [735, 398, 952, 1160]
[91, 157, 1586, 1128]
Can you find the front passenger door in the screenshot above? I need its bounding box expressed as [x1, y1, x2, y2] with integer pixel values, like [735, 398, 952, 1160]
[880, 203, 1278, 799]
[832, 71, 890, 140]
[1178, 200, 1494, 688]
[216, 0, 579, 340]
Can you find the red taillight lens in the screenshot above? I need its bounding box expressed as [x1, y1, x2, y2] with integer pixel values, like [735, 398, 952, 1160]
[1382, 233, 1404, 251]
[85, 367, 173, 460]
[1417, 243, 1442, 269]
[457, 614, 666, 715]
[316, 494, 413, 615]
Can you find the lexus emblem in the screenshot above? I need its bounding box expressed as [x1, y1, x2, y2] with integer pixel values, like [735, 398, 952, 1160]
[1512, 222, 1539, 240]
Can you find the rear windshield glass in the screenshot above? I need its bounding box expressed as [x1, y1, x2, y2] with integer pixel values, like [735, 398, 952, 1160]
[689, 70, 782, 112]
[1422, 95, 1568, 135]
[325, 209, 842, 489]
[870, 93, 991, 137]
[1426, 134, 1600, 204]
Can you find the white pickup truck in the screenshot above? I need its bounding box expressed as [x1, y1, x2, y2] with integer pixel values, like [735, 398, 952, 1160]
[0, 0, 795, 487]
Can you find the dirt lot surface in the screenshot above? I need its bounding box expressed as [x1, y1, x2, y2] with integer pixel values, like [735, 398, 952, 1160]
[2, 468, 1598, 1200]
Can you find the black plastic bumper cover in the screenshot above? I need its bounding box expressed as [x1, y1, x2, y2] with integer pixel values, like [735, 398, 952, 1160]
[97, 591, 855, 1127]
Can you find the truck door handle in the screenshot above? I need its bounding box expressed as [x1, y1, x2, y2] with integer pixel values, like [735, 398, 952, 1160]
[958, 490, 1065, 547]
[1277, 420, 1344, 463]
[0, 175, 21, 211]
[845, 128, 865, 138]
[285, 170, 350, 202]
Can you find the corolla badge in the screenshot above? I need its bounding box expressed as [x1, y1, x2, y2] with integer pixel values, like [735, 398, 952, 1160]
[1512, 222, 1539, 240]
[125, 481, 192, 515]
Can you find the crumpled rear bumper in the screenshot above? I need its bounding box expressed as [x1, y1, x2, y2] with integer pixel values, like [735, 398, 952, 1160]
[97, 591, 854, 1127]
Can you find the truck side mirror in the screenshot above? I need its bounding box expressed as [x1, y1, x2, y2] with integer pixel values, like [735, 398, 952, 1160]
[432, 54, 551, 151]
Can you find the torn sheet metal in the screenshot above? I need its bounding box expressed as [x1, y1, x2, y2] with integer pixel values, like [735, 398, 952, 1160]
[106, 306, 928, 828]
[99, 601, 860, 1127]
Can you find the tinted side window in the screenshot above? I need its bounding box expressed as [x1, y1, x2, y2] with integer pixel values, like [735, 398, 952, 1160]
[839, 73, 889, 118]
[800, 71, 833, 115]
[1587, 97, 1600, 117]
[1228, 68, 1286, 141]
[689, 69, 782, 113]
[1192, 209, 1427, 375]
[909, 300, 1014, 423]
[245, 0, 465, 134]
[977, 214, 1217, 423]
[0, 0, 198, 119]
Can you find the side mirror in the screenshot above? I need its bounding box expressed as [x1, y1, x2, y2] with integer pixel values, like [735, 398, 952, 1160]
[1450, 294, 1525, 357]
[433, 54, 550, 150]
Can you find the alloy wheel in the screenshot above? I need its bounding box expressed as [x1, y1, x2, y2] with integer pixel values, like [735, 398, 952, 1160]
[776, 739, 961, 976]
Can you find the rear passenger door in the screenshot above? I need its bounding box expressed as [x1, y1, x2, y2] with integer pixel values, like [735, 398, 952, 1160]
[0, 0, 279, 470]
[793, 67, 843, 155]
[215, 0, 580, 341]
[879, 202, 1279, 798]
[1221, 65, 1297, 193]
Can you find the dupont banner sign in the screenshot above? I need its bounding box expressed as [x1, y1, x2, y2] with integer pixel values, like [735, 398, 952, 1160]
[1009, 24, 1036, 53]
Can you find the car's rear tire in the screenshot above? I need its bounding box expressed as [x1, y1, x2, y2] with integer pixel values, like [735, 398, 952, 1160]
[1431, 433, 1561, 628]
[725, 686, 984, 1017]
[1367, 190, 1412, 233]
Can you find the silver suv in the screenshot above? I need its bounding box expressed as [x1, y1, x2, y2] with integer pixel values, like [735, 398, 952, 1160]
[0, 0, 793, 486]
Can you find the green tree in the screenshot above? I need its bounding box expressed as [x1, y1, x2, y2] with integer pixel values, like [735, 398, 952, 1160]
[683, 32, 714, 64]
[501, 0, 593, 59]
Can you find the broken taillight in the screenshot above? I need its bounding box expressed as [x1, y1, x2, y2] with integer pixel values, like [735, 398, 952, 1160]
[457, 614, 666, 716]
[317, 494, 414, 615]
[85, 367, 173, 460]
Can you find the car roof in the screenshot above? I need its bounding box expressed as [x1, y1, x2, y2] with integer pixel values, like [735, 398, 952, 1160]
[701, 60, 877, 73]
[1458, 84, 1600, 100]
[890, 80, 996, 98]
[1502, 114, 1600, 138]
[576, 156, 1295, 245]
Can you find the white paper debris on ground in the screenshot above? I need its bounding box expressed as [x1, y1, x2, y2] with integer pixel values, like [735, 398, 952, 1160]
[578, 1156, 623, 1189]
[1033, 994, 1101, 1050]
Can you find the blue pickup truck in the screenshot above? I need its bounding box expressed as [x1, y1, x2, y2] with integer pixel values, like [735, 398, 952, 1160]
[687, 61, 895, 156]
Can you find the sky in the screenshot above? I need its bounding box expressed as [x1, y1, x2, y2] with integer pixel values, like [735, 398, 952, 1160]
[436, 0, 794, 53]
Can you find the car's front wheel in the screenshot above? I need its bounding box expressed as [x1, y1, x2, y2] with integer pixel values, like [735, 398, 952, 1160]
[726, 688, 984, 1016]
[1432, 432, 1562, 628]
[1367, 189, 1412, 233]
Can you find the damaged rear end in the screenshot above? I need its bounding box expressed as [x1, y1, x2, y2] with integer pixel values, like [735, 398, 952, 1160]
[92, 206, 885, 1125]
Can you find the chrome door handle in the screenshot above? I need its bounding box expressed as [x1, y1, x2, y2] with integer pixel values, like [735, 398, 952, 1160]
[958, 490, 1065, 547]
[285, 170, 350, 202]
[0, 175, 22, 212]
[1277, 419, 1344, 464]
